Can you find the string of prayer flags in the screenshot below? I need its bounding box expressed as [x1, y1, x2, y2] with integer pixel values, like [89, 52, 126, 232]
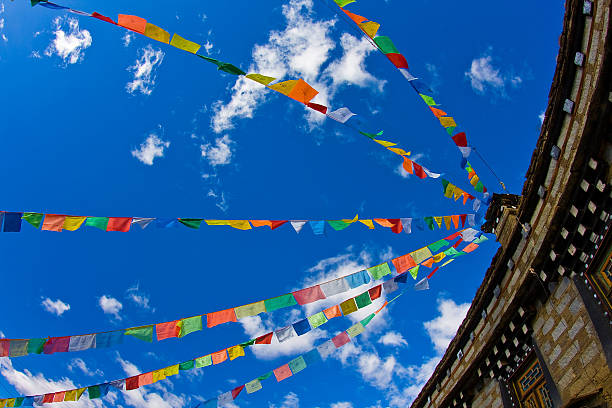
[2, 211, 475, 234]
[29, 1, 473, 206]
[0, 233, 478, 358]
[329, 0, 492, 196]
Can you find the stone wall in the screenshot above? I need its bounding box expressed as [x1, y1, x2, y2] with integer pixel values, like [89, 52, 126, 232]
[532, 277, 612, 404]
[472, 378, 504, 408]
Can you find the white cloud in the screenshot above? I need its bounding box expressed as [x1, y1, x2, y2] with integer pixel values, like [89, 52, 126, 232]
[126, 45, 164, 95]
[424, 298, 470, 354]
[465, 51, 522, 95]
[68, 358, 104, 377]
[331, 403, 353, 408]
[539, 111, 545, 124]
[44, 17, 92, 65]
[123, 32, 135, 47]
[323, 33, 385, 92]
[378, 331, 408, 348]
[206, 189, 228, 212]
[131, 134, 170, 165]
[126, 283, 154, 311]
[99, 295, 123, 320]
[201, 135, 233, 166]
[0, 358, 110, 407]
[41, 297, 70, 316]
[116, 354, 188, 408]
[269, 392, 300, 408]
[202, 40, 213, 55]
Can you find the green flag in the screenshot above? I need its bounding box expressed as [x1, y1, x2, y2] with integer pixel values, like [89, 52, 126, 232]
[333, 0, 355, 6]
[419, 93, 436, 106]
[264, 294, 297, 312]
[428, 239, 449, 253]
[85, 217, 109, 230]
[27, 338, 46, 354]
[178, 316, 202, 337]
[359, 130, 384, 139]
[409, 265, 419, 280]
[360, 313, 375, 327]
[424, 217, 435, 230]
[373, 36, 400, 54]
[124, 326, 154, 342]
[257, 372, 273, 381]
[327, 220, 350, 231]
[88, 385, 101, 399]
[178, 218, 203, 229]
[367, 263, 392, 280]
[475, 181, 485, 193]
[22, 213, 44, 228]
[218, 63, 246, 76]
[179, 360, 195, 370]
[355, 292, 372, 309]
[195, 355, 212, 368]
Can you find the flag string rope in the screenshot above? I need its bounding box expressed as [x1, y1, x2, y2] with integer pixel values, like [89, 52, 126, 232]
[0, 230, 487, 359]
[26, 0, 479, 206]
[0, 238, 486, 406]
[322, 0, 506, 197]
[0, 211, 478, 234]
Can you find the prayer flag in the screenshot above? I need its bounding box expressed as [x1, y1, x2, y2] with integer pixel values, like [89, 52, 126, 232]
[345, 270, 370, 288]
[355, 292, 372, 308]
[386, 53, 409, 69]
[231, 385, 245, 400]
[374, 218, 394, 227]
[290, 221, 307, 233]
[347, 323, 365, 338]
[428, 239, 449, 252]
[333, 0, 355, 6]
[245, 380, 262, 394]
[293, 319, 311, 336]
[164, 364, 179, 377]
[307, 102, 328, 114]
[287, 79, 318, 104]
[327, 220, 351, 231]
[63, 216, 86, 231]
[107, 217, 132, 232]
[430, 107, 447, 117]
[264, 294, 297, 312]
[332, 332, 351, 348]
[178, 316, 202, 337]
[342, 8, 366, 23]
[42, 214, 66, 232]
[86, 217, 109, 230]
[373, 139, 396, 147]
[368, 285, 382, 300]
[170, 33, 201, 54]
[88, 386, 101, 400]
[440, 117, 457, 128]
[326, 107, 356, 123]
[367, 263, 392, 280]
[275, 326, 296, 343]
[268, 80, 298, 96]
[310, 220, 325, 235]
[42, 394, 54, 404]
[419, 93, 436, 106]
[308, 312, 328, 329]
[415, 278, 430, 291]
[138, 373, 153, 386]
[179, 360, 195, 370]
[0, 340, 8, 357]
[320, 277, 350, 297]
[403, 157, 414, 174]
[422, 258, 434, 268]
[126, 377, 139, 391]
[144, 23, 170, 43]
[303, 348, 323, 365]
[460, 214, 467, 227]
[340, 298, 358, 315]
[96, 331, 123, 348]
[235, 301, 266, 319]
[433, 216, 443, 228]
[392, 254, 416, 273]
[412, 162, 427, 179]
[411, 247, 433, 264]
[178, 218, 203, 229]
[27, 338, 46, 354]
[68, 335, 95, 352]
[288, 356, 307, 374]
[387, 147, 409, 156]
[433, 252, 446, 263]
[463, 243, 479, 253]
[359, 219, 375, 229]
[9, 340, 28, 357]
[359, 21, 380, 37]
[92, 12, 116, 24]
[228, 345, 245, 360]
[361, 313, 375, 326]
[195, 355, 212, 368]
[424, 217, 435, 230]
[125, 326, 154, 342]
[452, 132, 468, 147]
[43, 337, 70, 354]
[373, 36, 399, 54]
[246, 73, 276, 85]
[323, 305, 342, 319]
[274, 364, 293, 382]
[293, 286, 325, 305]
[117, 15, 146, 34]
[211, 349, 228, 365]
[401, 218, 412, 234]
[255, 332, 273, 344]
[22, 213, 44, 228]
[156, 321, 179, 341]
[207, 308, 237, 328]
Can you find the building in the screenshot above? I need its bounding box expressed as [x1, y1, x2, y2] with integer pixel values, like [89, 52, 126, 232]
[410, 0, 612, 407]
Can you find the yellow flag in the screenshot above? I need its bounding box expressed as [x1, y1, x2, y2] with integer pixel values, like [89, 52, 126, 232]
[152, 369, 166, 383]
[359, 219, 375, 229]
[63, 216, 86, 231]
[433, 252, 446, 263]
[246, 73, 276, 85]
[439, 117, 457, 128]
[228, 220, 252, 230]
[434, 217, 443, 228]
[164, 364, 179, 377]
[144, 23, 170, 44]
[387, 147, 409, 156]
[64, 391, 77, 402]
[444, 184, 455, 198]
[444, 216, 451, 230]
[6, 399, 15, 407]
[373, 139, 397, 147]
[268, 80, 298, 96]
[470, 175, 480, 186]
[359, 21, 380, 38]
[76, 388, 87, 400]
[453, 188, 463, 201]
[411, 247, 433, 264]
[342, 214, 359, 223]
[228, 345, 245, 361]
[170, 33, 201, 54]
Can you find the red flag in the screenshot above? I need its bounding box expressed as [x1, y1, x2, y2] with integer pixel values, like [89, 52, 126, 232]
[255, 332, 273, 344]
[388, 219, 403, 234]
[452, 132, 468, 147]
[107, 217, 132, 232]
[126, 376, 139, 390]
[386, 53, 409, 69]
[231, 385, 245, 399]
[270, 220, 288, 230]
[453, 238, 463, 248]
[427, 267, 439, 279]
[460, 214, 467, 227]
[368, 285, 382, 300]
[412, 162, 427, 179]
[92, 12, 117, 24]
[307, 102, 328, 114]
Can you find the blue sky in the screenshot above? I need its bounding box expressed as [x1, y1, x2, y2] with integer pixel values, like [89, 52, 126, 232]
[0, 0, 564, 407]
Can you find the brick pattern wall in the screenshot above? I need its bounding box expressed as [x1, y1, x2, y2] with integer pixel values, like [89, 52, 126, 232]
[532, 277, 612, 404]
[472, 378, 504, 408]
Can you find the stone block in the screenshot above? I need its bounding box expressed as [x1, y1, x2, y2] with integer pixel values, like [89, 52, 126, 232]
[541, 317, 555, 336]
[551, 319, 568, 341]
[549, 344, 562, 364]
[567, 317, 585, 340]
[557, 342, 579, 369]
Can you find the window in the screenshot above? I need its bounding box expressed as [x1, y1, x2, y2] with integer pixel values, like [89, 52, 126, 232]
[511, 358, 554, 408]
[586, 242, 612, 313]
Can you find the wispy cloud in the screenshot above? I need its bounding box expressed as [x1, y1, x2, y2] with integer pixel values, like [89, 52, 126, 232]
[98, 295, 123, 320]
[44, 16, 92, 65]
[68, 358, 104, 377]
[465, 49, 523, 96]
[131, 133, 170, 165]
[201, 135, 234, 166]
[126, 283, 155, 312]
[41, 297, 71, 316]
[122, 32, 135, 47]
[424, 298, 470, 354]
[269, 392, 300, 408]
[126, 45, 164, 95]
[378, 331, 408, 348]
